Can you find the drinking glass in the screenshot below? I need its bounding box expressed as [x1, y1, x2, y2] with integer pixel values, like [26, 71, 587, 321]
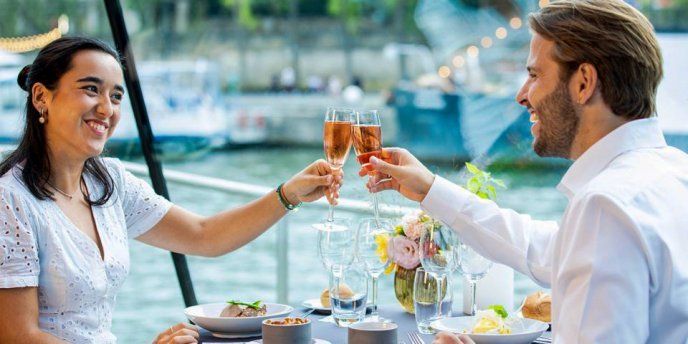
[322, 107, 354, 223]
[418, 223, 455, 320]
[458, 242, 493, 316]
[312, 107, 354, 232]
[317, 218, 354, 277]
[413, 267, 452, 334]
[351, 109, 383, 226]
[330, 264, 368, 327]
[355, 217, 394, 322]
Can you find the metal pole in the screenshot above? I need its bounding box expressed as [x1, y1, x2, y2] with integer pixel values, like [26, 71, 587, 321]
[103, 0, 198, 307]
[276, 219, 289, 304]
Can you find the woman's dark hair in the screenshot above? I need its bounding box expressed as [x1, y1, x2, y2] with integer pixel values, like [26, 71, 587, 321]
[0, 36, 122, 205]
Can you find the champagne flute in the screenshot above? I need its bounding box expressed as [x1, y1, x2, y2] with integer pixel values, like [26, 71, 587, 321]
[458, 242, 493, 316]
[323, 107, 353, 224]
[355, 217, 394, 322]
[352, 110, 383, 226]
[418, 223, 456, 321]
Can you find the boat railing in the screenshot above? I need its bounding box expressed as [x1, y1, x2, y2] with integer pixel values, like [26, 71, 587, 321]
[122, 161, 415, 304]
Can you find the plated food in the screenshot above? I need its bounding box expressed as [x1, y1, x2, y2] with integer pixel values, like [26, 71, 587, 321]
[472, 307, 512, 335]
[431, 314, 548, 344]
[220, 300, 267, 318]
[264, 317, 310, 325]
[184, 302, 293, 335]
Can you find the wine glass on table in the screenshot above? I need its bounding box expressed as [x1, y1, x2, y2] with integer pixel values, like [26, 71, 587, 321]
[355, 217, 394, 322]
[314, 107, 353, 231]
[352, 109, 384, 226]
[317, 218, 355, 278]
[458, 242, 493, 316]
[418, 223, 456, 323]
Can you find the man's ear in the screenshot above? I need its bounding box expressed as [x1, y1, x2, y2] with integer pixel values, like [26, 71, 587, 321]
[571, 63, 598, 105]
[31, 82, 50, 111]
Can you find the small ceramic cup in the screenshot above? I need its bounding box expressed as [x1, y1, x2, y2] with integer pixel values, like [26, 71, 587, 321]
[261, 318, 312, 344]
[347, 321, 398, 344]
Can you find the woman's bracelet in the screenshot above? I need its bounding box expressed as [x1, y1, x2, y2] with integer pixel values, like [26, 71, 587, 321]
[276, 183, 302, 212]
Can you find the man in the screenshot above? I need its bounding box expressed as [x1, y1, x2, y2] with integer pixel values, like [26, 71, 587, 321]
[364, 0, 688, 342]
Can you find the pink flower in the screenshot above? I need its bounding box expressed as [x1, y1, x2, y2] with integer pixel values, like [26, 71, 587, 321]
[389, 236, 420, 269]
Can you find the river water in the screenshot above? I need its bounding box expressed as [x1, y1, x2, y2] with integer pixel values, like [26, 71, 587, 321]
[111, 147, 568, 343]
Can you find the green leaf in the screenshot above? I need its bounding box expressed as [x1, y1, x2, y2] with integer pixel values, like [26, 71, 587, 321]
[487, 304, 508, 319]
[494, 179, 507, 189]
[227, 300, 262, 309]
[487, 185, 497, 200]
[467, 177, 481, 194]
[465, 162, 481, 175]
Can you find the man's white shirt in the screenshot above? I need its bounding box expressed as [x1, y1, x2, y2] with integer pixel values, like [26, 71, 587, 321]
[421, 118, 688, 343]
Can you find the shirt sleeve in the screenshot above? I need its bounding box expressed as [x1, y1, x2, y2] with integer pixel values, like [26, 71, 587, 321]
[554, 193, 649, 343]
[420, 175, 558, 286]
[0, 187, 40, 288]
[109, 159, 173, 239]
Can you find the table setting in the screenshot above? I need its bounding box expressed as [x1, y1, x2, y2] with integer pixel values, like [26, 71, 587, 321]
[189, 107, 551, 344]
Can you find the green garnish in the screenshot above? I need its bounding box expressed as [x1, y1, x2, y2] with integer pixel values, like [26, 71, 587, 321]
[227, 300, 262, 310]
[465, 162, 506, 200]
[487, 304, 509, 319]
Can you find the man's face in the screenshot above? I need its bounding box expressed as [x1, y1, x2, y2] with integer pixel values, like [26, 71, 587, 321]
[515, 33, 581, 159]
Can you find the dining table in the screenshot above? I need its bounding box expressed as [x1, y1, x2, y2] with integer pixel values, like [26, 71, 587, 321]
[197, 303, 553, 344]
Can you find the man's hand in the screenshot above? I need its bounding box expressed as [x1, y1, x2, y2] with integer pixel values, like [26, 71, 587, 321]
[357, 148, 435, 202]
[432, 331, 476, 344]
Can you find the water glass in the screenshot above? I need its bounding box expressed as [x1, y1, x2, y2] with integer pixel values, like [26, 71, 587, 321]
[413, 267, 452, 334]
[330, 265, 368, 327]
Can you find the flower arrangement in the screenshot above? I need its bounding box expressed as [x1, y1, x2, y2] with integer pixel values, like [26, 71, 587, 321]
[377, 163, 505, 273]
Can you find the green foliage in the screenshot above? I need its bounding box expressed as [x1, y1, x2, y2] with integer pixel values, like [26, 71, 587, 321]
[327, 0, 364, 34]
[464, 162, 506, 200]
[487, 304, 508, 319]
[226, 299, 262, 309]
[221, 0, 259, 31]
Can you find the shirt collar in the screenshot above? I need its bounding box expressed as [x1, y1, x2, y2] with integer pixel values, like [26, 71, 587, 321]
[557, 117, 667, 198]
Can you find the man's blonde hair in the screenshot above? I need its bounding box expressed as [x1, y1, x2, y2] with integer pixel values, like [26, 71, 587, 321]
[529, 0, 663, 120]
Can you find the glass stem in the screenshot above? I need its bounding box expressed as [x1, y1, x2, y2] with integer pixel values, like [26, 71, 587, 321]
[370, 182, 380, 226]
[371, 275, 379, 317]
[471, 281, 477, 316]
[436, 276, 444, 318]
[327, 203, 335, 222]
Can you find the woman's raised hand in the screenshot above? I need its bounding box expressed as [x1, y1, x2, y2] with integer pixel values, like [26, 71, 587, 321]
[358, 148, 435, 202]
[152, 323, 199, 344]
[282, 159, 342, 206]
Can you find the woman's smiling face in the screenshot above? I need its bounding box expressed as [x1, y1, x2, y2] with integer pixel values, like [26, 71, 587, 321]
[41, 49, 124, 159]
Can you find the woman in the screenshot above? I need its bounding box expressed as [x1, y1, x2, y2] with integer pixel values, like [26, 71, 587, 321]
[0, 37, 339, 343]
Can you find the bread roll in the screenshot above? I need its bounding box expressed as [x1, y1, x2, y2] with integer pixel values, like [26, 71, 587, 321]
[320, 288, 331, 308]
[521, 291, 551, 323]
[319, 284, 354, 308]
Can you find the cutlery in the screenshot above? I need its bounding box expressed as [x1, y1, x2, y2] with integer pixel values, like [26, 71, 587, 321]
[300, 308, 316, 319]
[533, 336, 553, 344]
[407, 331, 425, 344]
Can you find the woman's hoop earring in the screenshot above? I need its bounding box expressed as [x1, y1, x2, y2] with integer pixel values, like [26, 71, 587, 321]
[39, 109, 46, 124]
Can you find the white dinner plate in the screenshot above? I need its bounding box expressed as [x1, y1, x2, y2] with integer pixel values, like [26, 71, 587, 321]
[184, 302, 293, 334]
[431, 316, 549, 344]
[302, 298, 331, 314]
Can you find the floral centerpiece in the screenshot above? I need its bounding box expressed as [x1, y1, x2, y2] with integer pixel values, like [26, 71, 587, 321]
[379, 163, 505, 313]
